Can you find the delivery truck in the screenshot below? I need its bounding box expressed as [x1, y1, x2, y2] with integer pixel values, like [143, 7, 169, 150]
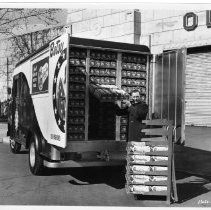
[8, 33, 185, 175]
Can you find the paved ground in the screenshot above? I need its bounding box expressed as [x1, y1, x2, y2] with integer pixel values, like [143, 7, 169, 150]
[0, 123, 210, 206]
[185, 126, 211, 151]
[0, 122, 7, 142]
[0, 143, 170, 206]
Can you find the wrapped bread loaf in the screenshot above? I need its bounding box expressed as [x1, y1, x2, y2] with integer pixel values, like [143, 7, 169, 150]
[151, 156, 168, 161]
[127, 141, 147, 147]
[152, 166, 168, 171]
[151, 186, 167, 192]
[152, 146, 168, 152]
[126, 175, 151, 184]
[127, 145, 151, 154]
[126, 165, 151, 174]
[127, 155, 151, 164]
[126, 185, 150, 194]
[152, 176, 167, 182]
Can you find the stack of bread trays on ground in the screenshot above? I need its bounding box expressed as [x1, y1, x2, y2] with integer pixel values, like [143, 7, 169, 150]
[125, 141, 169, 195]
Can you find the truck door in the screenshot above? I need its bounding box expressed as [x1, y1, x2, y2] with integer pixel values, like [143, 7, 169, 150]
[11, 74, 21, 140]
[11, 76, 18, 139]
[47, 33, 69, 148]
[152, 49, 186, 144]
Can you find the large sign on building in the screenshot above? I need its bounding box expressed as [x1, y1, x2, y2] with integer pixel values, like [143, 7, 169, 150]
[183, 10, 211, 31]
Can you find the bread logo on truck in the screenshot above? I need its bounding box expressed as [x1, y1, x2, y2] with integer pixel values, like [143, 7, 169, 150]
[32, 57, 49, 94]
[52, 38, 67, 133]
[38, 63, 48, 91]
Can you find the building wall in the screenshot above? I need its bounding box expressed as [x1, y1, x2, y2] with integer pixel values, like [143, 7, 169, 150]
[66, 9, 141, 44]
[140, 10, 211, 53]
[67, 9, 211, 54]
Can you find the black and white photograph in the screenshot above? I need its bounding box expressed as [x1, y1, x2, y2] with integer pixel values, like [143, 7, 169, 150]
[0, 0, 211, 208]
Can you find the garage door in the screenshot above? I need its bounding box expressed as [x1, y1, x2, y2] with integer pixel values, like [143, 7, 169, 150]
[186, 51, 211, 126]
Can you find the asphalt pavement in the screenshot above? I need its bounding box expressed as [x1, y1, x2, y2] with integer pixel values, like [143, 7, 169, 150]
[0, 122, 7, 143]
[0, 143, 169, 206]
[0, 123, 211, 206]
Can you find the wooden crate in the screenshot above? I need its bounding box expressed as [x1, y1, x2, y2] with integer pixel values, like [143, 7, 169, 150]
[125, 119, 178, 205]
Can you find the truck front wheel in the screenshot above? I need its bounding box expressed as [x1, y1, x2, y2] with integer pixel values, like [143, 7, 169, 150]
[10, 139, 21, 154]
[29, 136, 44, 175]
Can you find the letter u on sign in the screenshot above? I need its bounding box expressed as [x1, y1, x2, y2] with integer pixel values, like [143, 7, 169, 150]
[206, 10, 211, 28]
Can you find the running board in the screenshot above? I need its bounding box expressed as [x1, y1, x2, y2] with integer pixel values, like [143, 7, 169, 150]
[44, 159, 126, 168]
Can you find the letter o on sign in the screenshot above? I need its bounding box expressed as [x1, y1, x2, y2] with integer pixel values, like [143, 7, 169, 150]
[183, 12, 198, 31]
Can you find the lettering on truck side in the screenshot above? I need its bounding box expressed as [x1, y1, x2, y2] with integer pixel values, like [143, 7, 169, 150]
[50, 134, 61, 141]
[50, 39, 64, 58]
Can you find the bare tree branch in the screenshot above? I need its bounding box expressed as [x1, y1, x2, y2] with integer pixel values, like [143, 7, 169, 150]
[0, 8, 62, 35]
[0, 8, 65, 85]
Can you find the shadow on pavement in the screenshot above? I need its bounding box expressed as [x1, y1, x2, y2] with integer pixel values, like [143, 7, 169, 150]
[176, 171, 211, 203]
[175, 145, 211, 177]
[127, 172, 211, 204]
[18, 150, 28, 154]
[174, 144, 211, 203]
[44, 166, 211, 201]
[45, 166, 126, 189]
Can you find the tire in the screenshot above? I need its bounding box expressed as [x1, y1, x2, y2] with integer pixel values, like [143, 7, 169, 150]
[10, 139, 21, 154]
[29, 136, 44, 175]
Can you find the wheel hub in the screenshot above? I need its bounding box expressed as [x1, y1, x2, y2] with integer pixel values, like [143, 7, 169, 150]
[30, 142, 36, 167]
[10, 139, 15, 148]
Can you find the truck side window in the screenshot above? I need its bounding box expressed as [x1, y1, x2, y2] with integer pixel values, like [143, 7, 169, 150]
[17, 73, 30, 100]
[21, 79, 30, 99]
[12, 75, 22, 101]
[12, 78, 18, 98]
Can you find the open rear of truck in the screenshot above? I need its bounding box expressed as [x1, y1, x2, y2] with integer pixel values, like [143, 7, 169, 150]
[44, 35, 151, 167]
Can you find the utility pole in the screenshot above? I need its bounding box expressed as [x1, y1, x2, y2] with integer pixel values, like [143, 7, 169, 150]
[7, 57, 9, 102]
[30, 32, 34, 53]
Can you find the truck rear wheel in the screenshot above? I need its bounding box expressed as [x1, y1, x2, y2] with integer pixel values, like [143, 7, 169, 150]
[10, 139, 21, 154]
[29, 136, 44, 175]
